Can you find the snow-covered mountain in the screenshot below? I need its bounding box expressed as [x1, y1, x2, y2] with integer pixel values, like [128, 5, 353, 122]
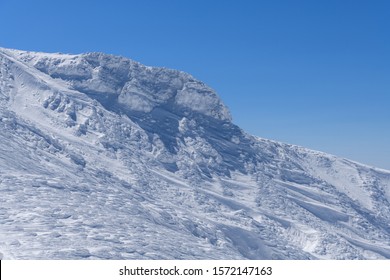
[1, 47, 390, 260]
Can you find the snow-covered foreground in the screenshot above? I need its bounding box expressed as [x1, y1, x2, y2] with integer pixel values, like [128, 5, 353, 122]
[0, 47, 390, 259]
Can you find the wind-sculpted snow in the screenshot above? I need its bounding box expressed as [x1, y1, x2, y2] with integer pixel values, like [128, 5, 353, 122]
[0, 47, 390, 260]
[5, 49, 231, 121]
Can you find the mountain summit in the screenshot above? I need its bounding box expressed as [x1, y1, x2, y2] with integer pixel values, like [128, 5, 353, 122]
[1, 47, 390, 260]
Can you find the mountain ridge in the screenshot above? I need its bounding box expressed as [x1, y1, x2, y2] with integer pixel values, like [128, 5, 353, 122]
[1, 47, 390, 260]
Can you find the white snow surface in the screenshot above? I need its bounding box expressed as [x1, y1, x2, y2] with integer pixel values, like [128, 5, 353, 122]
[1, 47, 390, 260]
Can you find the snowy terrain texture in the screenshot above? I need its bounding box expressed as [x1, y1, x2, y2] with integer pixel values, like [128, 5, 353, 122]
[1, 47, 390, 260]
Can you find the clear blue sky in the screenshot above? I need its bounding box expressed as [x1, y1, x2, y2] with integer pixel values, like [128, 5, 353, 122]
[1, 0, 389, 169]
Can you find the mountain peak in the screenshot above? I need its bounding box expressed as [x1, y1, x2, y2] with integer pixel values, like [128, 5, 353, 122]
[1, 48, 232, 122]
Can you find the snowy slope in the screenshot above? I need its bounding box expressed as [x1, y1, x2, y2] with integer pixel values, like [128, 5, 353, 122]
[0, 47, 390, 260]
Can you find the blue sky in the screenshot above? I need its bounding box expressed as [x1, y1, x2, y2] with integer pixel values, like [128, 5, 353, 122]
[1, 0, 389, 169]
